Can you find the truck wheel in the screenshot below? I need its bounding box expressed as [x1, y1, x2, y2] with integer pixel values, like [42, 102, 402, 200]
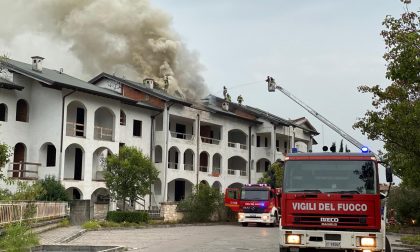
[241, 222, 248, 227]
[385, 237, 391, 252]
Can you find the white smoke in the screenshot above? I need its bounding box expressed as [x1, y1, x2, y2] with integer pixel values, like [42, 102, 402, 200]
[0, 0, 208, 100]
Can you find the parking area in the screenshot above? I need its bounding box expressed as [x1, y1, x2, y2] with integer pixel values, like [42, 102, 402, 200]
[67, 224, 279, 252]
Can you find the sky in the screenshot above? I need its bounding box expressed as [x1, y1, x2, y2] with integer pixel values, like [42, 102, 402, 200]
[1, 0, 417, 182]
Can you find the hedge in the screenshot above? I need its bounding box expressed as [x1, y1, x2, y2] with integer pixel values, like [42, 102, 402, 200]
[106, 211, 149, 223]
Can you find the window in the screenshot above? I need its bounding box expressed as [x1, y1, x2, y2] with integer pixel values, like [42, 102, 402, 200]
[284, 160, 377, 194]
[264, 137, 268, 147]
[120, 110, 126, 126]
[133, 120, 142, 137]
[46, 144, 56, 167]
[256, 136, 261, 147]
[16, 99, 28, 122]
[0, 103, 7, 121]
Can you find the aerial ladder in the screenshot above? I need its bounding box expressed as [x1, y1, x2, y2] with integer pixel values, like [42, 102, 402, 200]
[265, 76, 377, 157]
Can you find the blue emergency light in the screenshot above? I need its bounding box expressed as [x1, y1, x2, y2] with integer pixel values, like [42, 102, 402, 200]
[361, 146, 369, 153]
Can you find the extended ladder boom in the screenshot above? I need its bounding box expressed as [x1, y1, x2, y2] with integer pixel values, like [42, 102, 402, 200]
[265, 76, 374, 155]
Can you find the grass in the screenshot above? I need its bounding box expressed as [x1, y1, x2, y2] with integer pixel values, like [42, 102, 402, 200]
[81, 220, 148, 230]
[401, 235, 420, 246]
[58, 218, 70, 227]
[0, 222, 39, 251]
[82, 220, 101, 230]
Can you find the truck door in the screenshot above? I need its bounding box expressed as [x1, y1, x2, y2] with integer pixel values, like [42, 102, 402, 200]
[224, 188, 240, 212]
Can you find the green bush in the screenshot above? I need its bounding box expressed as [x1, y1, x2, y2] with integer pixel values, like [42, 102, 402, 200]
[106, 211, 149, 223]
[82, 220, 101, 230]
[35, 176, 69, 201]
[59, 218, 70, 227]
[401, 235, 420, 246]
[388, 186, 420, 226]
[177, 184, 223, 223]
[0, 222, 39, 251]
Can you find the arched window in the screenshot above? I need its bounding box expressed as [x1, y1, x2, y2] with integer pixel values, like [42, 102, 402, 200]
[16, 99, 29, 122]
[0, 103, 7, 122]
[46, 144, 56, 167]
[120, 110, 126, 126]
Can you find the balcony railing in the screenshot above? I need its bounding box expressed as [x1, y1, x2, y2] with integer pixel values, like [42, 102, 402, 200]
[168, 162, 178, 169]
[211, 168, 221, 177]
[184, 164, 194, 171]
[7, 162, 40, 180]
[199, 166, 208, 172]
[228, 142, 236, 148]
[240, 170, 247, 176]
[228, 142, 247, 150]
[94, 126, 113, 141]
[200, 136, 220, 145]
[170, 131, 194, 140]
[66, 121, 85, 137]
[95, 171, 105, 181]
[227, 169, 235, 175]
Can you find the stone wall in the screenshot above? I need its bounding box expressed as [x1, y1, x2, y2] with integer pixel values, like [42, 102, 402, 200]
[160, 202, 183, 222]
[94, 203, 109, 220]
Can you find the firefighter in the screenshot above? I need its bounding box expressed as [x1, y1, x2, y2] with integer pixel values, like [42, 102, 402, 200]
[226, 93, 231, 102]
[237, 95, 243, 105]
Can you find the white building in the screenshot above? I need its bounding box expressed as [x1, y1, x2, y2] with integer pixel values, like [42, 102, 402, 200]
[0, 57, 318, 210]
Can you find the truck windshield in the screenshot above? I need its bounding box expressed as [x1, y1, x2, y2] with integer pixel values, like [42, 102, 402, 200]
[240, 189, 269, 201]
[284, 160, 377, 194]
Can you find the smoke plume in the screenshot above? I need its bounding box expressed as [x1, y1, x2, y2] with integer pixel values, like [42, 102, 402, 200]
[1, 0, 208, 100]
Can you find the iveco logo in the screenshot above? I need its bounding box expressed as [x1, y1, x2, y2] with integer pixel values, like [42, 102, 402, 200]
[320, 217, 339, 223]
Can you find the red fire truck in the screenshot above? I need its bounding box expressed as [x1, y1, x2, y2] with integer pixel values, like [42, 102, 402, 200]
[225, 184, 281, 226]
[279, 152, 392, 252]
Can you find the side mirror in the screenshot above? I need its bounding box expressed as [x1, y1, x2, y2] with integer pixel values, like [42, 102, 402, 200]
[386, 166, 393, 183]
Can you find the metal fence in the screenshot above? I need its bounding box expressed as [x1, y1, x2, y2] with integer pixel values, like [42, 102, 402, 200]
[0, 201, 68, 226]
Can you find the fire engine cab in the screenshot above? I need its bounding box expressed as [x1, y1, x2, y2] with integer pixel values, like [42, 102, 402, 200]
[225, 184, 281, 227]
[279, 152, 392, 252]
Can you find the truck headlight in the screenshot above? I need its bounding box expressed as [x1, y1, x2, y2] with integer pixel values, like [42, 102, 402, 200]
[238, 213, 244, 220]
[261, 215, 269, 221]
[358, 237, 376, 247]
[286, 234, 301, 244]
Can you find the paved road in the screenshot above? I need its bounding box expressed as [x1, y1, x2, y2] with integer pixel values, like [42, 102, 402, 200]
[68, 224, 280, 252]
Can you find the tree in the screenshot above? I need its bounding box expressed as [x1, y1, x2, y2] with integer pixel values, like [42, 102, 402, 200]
[339, 140, 344, 153]
[258, 162, 284, 188]
[353, 3, 420, 188]
[104, 146, 159, 210]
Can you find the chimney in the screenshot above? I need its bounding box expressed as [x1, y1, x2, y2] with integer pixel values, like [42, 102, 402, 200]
[31, 56, 44, 72]
[143, 78, 154, 89]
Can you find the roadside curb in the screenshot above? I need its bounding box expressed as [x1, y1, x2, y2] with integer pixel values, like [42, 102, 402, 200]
[59, 229, 87, 244]
[86, 221, 239, 231]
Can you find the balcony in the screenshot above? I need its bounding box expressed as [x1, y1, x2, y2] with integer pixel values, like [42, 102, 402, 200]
[228, 142, 247, 150]
[170, 131, 194, 140]
[94, 126, 113, 141]
[200, 136, 220, 145]
[95, 171, 105, 181]
[211, 168, 220, 177]
[184, 164, 194, 171]
[168, 162, 178, 169]
[66, 122, 85, 137]
[7, 162, 40, 180]
[199, 166, 208, 172]
[227, 169, 246, 176]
